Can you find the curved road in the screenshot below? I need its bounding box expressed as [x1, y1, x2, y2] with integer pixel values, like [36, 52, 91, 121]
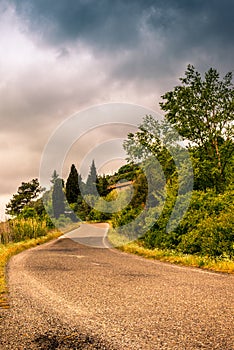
[0, 223, 234, 349]
[59, 222, 111, 248]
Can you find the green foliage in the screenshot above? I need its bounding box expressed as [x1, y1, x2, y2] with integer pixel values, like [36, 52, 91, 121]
[123, 115, 177, 182]
[6, 67, 230, 261]
[0, 218, 48, 244]
[96, 174, 109, 196]
[175, 189, 234, 257]
[160, 65, 234, 146]
[65, 164, 81, 204]
[112, 206, 142, 228]
[53, 214, 74, 228]
[52, 176, 65, 219]
[20, 207, 38, 219]
[142, 188, 234, 258]
[131, 172, 148, 208]
[75, 194, 90, 220]
[6, 179, 44, 217]
[85, 160, 98, 195]
[109, 163, 140, 185]
[115, 65, 234, 258]
[31, 198, 48, 218]
[160, 65, 234, 192]
[178, 210, 234, 257]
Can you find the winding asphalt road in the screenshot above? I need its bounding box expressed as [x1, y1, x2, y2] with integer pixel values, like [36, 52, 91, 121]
[0, 223, 234, 349]
[59, 223, 111, 248]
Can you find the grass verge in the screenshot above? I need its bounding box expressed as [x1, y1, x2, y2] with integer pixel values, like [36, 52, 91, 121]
[108, 230, 234, 274]
[119, 242, 234, 273]
[0, 230, 62, 308]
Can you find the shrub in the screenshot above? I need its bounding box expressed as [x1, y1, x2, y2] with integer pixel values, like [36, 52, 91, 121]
[178, 210, 234, 257]
[141, 188, 234, 257]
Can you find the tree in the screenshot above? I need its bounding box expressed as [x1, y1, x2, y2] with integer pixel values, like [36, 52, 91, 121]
[85, 160, 98, 195]
[51, 170, 59, 185]
[6, 178, 44, 216]
[123, 115, 177, 182]
[52, 176, 65, 219]
[65, 164, 80, 204]
[160, 65, 234, 191]
[97, 174, 109, 196]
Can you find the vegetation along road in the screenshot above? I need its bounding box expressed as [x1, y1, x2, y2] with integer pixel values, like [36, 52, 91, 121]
[0, 223, 234, 349]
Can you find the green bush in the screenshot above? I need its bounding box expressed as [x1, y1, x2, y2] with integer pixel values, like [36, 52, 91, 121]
[53, 214, 73, 228]
[141, 188, 234, 257]
[178, 210, 234, 257]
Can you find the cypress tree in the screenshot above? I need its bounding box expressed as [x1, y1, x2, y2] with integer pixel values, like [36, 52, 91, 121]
[66, 164, 80, 204]
[51, 170, 59, 185]
[85, 160, 98, 195]
[52, 177, 65, 219]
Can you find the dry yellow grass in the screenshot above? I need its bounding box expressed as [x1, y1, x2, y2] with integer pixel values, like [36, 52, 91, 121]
[111, 239, 234, 274]
[0, 230, 61, 307]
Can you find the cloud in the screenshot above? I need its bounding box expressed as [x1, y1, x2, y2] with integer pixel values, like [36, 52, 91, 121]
[0, 4, 156, 210]
[4, 0, 234, 95]
[0, 0, 234, 218]
[8, 0, 234, 70]
[9, 0, 145, 49]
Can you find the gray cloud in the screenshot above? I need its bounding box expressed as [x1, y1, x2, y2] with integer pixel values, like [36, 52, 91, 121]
[9, 1, 234, 52]
[10, 1, 233, 45]
[9, 0, 234, 82]
[0, 0, 234, 219]
[10, 0, 146, 49]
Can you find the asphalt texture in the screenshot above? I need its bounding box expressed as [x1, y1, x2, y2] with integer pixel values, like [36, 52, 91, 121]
[0, 223, 234, 349]
[59, 223, 111, 249]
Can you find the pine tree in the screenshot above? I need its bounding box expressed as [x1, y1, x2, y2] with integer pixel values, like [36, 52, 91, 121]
[66, 164, 80, 204]
[6, 179, 44, 216]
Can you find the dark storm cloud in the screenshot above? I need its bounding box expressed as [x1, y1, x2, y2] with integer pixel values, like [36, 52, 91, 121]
[9, 0, 234, 82]
[10, 0, 146, 49]
[10, 0, 234, 51]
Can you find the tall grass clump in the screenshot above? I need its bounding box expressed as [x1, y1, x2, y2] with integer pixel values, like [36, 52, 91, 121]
[0, 218, 48, 245]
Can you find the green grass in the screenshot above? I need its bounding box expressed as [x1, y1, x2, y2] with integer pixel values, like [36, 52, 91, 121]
[120, 242, 234, 273]
[108, 231, 234, 274]
[0, 230, 62, 307]
[108, 228, 131, 247]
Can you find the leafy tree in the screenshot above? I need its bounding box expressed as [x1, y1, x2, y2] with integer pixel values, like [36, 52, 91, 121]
[76, 194, 90, 220]
[32, 198, 47, 218]
[52, 176, 65, 219]
[65, 164, 81, 204]
[6, 179, 44, 216]
[19, 198, 47, 220]
[160, 65, 234, 191]
[123, 115, 177, 182]
[117, 163, 139, 175]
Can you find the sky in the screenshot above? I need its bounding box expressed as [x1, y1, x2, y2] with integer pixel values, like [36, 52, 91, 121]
[0, 0, 234, 220]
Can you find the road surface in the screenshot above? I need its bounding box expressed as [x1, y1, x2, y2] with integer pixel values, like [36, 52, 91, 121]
[0, 223, 234, 349]
[59, 222, 111, 248]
